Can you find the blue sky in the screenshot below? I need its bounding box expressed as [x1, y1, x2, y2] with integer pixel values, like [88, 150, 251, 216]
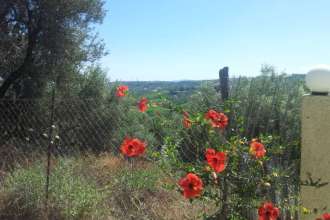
[98, 0, 330, 81]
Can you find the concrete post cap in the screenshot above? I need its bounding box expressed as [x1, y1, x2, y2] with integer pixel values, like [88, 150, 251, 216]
[306, 65, 330, 93]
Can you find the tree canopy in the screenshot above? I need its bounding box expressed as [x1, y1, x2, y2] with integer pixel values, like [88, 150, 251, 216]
[0, 0, 106, 98]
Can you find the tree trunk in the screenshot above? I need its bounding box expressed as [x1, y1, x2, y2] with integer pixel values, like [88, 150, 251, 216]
[0, 2, 39, 98]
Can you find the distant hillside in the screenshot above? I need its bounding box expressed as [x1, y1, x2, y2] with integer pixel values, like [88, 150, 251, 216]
[111, 80, 217, 102]
[119, 80, 217, 93]
[112, 74, 305, 101]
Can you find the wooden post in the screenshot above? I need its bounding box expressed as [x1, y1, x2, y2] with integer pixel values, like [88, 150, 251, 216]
[219, 67, 229, 101]
[219, 67, 229, 219]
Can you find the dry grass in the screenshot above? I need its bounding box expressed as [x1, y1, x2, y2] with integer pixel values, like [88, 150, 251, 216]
[86, 153, 216, 219]
[0, 153, 215, 220]
[84, 153, 217, 219]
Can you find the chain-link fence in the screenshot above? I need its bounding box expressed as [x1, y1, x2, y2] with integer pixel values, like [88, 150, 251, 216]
[0, 76, 304, 220]
[0, 97, 203, 219]
[0, 98, 118, 153]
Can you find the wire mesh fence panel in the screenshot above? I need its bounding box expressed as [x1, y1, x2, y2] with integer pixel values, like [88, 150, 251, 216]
[0, 98, 128, 156]
[0, 99, 51, 170]
[0, 84, 303, 220]
[53, 99, 115, 154]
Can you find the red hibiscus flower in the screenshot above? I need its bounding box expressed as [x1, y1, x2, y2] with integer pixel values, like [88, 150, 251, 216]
[204, 109, 228, 129]
[120, 137, 146, 157]
[178, 173, 203, 199]
[323, 213, 330, 220]
[250, 140, 266, 159]
[258, 202, 280, 220]
[138, 97, 148, 112]
[205, 148, 227, 173]
[183, 111, 192, 128]
[116, 85, 129, 97]
[316, 213, 330, 220]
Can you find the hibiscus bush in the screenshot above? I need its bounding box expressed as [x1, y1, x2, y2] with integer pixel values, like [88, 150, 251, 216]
[111, 83, 300, 220]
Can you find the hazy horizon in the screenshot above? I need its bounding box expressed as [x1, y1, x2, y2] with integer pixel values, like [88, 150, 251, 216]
[108, 72, 306, 83]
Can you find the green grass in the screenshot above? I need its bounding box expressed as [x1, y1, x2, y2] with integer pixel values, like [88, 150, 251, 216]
[0, 158, 107, 220]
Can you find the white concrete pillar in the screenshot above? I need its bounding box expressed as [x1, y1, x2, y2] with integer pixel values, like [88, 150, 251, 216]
[300, 95, 330, 219]
[301, 66, 330, 219]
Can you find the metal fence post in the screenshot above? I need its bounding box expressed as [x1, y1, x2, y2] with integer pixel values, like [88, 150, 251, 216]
[45, 84, 56, 218]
